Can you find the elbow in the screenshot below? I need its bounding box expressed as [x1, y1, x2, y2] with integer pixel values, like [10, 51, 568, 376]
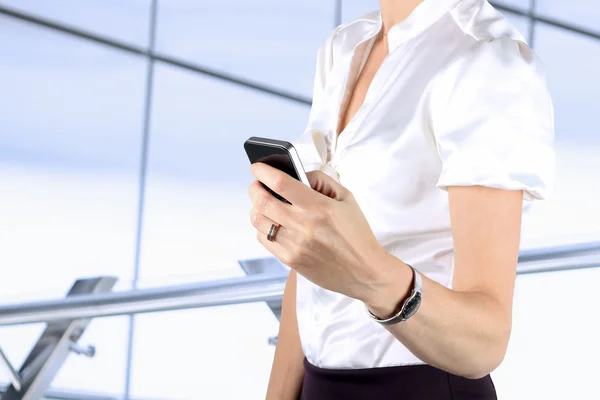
[459, 328, 511, 380]
[461, 358, 502, 380]
[458, 297, 513, 380]
[460, 350, 506, 380]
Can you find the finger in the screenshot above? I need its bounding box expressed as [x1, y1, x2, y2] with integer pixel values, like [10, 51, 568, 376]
[256, 229, 293, 266]
[248, 179, 290, 224]
[251, 162, 317, 208]
[250, 207, 288, 244]
[307, 170, 350, 201]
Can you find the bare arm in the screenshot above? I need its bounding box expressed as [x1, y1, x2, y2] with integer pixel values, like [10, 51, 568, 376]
[366, 186, 522, 378]
[266, 270, 305, 399]
[249, 165, 523, 380]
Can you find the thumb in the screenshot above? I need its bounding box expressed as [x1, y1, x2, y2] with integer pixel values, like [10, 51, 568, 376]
[307, 170, 349, 201]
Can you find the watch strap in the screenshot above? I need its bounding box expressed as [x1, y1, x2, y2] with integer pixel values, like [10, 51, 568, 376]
[367, 265, 422, 325]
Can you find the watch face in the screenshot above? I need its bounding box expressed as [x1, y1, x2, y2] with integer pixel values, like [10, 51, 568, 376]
[402, 292, 422, 320]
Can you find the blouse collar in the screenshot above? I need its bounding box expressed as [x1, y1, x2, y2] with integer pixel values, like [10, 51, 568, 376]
[341, 0, 462, 53]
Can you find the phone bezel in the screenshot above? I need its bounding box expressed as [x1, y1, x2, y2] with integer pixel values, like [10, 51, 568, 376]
[244, 136, 311, 187]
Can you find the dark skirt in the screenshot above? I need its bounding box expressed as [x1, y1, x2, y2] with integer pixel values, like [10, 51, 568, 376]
[300, 358, 497, 400]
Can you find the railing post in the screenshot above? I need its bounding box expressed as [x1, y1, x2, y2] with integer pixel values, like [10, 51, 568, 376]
[1, 277, 117, 400]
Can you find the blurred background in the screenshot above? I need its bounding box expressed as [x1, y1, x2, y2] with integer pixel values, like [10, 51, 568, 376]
[0, 0, 598, 399]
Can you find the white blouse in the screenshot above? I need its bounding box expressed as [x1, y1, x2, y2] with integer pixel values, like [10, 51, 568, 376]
[292, 0, 555, 369]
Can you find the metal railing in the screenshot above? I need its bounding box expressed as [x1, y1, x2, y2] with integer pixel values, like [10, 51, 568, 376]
[0, 241, 598, 327]
[0, 240, 597, 399]
[516, 241, 600, 274]
[0, 385, 118, 400]
[0, 384, 161, 400]
[0, 273, 288, 327]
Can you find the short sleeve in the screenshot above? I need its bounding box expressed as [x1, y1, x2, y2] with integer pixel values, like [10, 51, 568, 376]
[431, 37, 555, 201]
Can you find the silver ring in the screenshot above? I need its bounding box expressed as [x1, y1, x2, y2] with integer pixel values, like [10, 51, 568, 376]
[267, 223, 280, 242]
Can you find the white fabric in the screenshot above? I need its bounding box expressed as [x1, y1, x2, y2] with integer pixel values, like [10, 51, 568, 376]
[293, 0, 555, 369]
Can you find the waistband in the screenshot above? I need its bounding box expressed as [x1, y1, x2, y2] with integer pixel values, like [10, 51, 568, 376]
[300, 358, 497, 400]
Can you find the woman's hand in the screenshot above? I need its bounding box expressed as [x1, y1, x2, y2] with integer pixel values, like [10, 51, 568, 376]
[248, 162, 392, 304]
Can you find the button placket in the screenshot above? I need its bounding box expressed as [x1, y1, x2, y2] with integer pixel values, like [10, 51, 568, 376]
[331, 28, 380, 157]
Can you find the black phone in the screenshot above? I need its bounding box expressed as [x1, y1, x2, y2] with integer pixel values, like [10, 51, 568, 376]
[244, 136, 310, 202]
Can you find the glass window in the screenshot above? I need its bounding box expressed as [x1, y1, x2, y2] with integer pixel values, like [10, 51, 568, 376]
[491, 0, 531, 12]
[537, 1, 600, 35]
[154, 0, 335, 98]
[0, 17, 148, 173]
[537, 24, 600, 145]
[519, 23, 600, 247]
[0, 15, 147, 396]
[0, 0, 151, 47]
[0, 16, 147, 285]
[341, 0, 380, 24]
[129, 304, 279, 399]
[502, 11, 531, 39]
[138, 63, 311, 285]
[493, 267, 600, 399]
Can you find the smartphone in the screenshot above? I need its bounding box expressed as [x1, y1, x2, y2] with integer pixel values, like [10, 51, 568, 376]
[244, 136, 310, 202]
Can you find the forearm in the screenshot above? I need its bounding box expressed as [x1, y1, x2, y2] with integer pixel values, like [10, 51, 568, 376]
[266, 271, 305, 400]
[365, 253, 512, 379]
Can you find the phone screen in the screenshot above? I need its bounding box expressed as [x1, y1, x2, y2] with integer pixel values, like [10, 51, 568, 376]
[244, 142, 300, 202]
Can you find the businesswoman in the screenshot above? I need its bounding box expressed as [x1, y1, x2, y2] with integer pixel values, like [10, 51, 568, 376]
[248, 0, 554, 398]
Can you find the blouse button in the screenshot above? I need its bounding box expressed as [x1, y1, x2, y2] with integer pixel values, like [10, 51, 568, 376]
[314, 312, 321, 322]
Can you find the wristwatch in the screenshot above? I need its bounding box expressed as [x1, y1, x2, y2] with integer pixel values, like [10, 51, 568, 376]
[367, 265, 422, 325]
